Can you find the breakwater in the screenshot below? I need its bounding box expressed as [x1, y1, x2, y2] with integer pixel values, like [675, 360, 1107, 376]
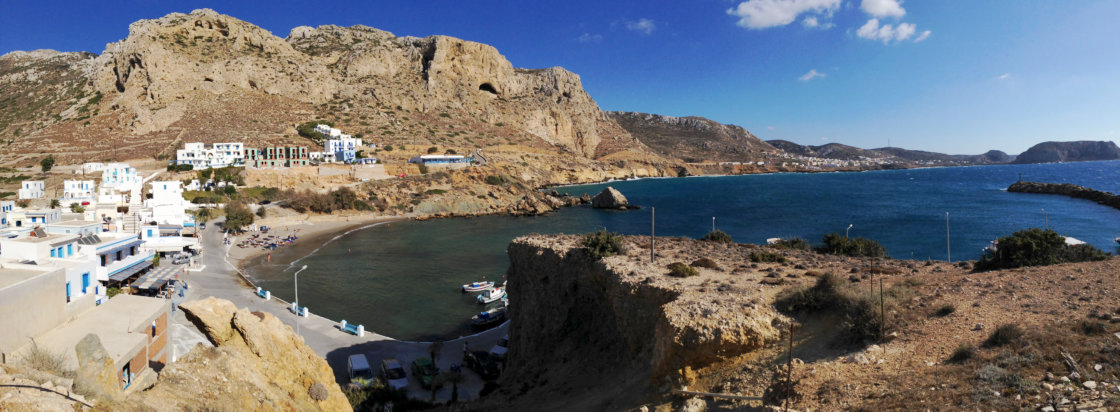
[1008, 181, 1120, 211]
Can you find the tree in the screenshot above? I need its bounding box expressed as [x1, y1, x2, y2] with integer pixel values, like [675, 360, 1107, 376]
[40, 155, 55, 173]
[70, 203, 85, 213]
[49, 199, 60, 209]
[427, 146, 439, 154]
[224, 202, 255, 232]
[703, 230, 733, 243]
[818, 233, 887, 258]
[974, 228, 1109, 271]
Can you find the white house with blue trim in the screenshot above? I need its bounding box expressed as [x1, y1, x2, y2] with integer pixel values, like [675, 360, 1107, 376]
[17, 181, 44, 200]
[75, 233, 153, 284]
[0, 201, 14, 227]
[0, 229, 101, 304]
[142, 181, 194, 228]
[98, 163, 143, 205]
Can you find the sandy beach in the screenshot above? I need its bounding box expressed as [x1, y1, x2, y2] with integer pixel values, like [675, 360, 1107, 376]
[222, 212, 407, 268]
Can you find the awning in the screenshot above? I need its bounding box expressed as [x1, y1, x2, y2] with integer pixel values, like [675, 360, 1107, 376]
[131, 265, 177, 290]
[108, 260, 153, 282]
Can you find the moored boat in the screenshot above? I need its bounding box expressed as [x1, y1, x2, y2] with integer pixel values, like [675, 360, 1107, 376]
[471, 307, 507, 326]
[461, 281, 495, 293]
[477, 287, 506, 304]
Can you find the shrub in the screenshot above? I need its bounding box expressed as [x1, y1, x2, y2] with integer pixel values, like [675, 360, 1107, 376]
[974, 228, 1109, 271]
[1077, 320, 1108, 336]
[946, 343, 976, 364]
[934, 303, 956, 317]
[427, 146, 439, 154]
[224, 202, 255, 232]
[167, 163, 194, 172]
[667, 262, 699, 278]
[21, 342, 72, 378]
[256, 207, 267, 218]
[485, 175, 503, 185]
[582, 230, 624, 260]
[750, 251, 787, 263]
[418, 164, 429, 174]
[703, 230, 733, 243]
[772, 237, 811, 250]
[383, 144, 393, 151]
[818, 233, 888, 258]
[690, 257, 720, 270]
[107, 287, 120, 298]
[983, 324, 1023, 348]
[0, 191, 14, 199]
[774, 273, 884, 345]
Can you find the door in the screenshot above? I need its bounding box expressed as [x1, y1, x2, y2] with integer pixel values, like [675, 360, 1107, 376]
[82, 273, 90, 294]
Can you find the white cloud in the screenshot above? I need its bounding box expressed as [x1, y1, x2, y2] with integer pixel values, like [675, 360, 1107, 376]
[914, 30, 931, 42]
[577, 33, 603, 43]
[799, 69, 827, 82]
[997, 73, 1012, 80]
[767, 126, 777, 131]
[727, 0, 841, 30]
[626, 18, 656, 35]
[860, 0, 906, 19]
[801, 16, 835, 29]
[856, 18, 921, 44]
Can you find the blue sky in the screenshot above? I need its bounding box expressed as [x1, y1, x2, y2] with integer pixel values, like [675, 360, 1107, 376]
[2, 1, 1118, 155]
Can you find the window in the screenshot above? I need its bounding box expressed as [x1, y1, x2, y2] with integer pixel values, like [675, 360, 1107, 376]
[101, 254, 107, 266]
[51, 248, 56, 258]
[66, 282, 71, 300]
[67, 244, 73, 256]
[116, 251, 122, 261]
[147, 229, 154, 238]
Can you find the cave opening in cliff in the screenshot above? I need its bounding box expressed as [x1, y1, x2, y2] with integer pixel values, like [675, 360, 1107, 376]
[478, 82, 499, 96]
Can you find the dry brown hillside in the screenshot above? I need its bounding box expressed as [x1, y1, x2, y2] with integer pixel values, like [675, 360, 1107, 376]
[0, 9, 659, 167]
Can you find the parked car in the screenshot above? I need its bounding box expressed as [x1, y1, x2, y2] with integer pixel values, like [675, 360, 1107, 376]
[258, 200, 271, 205]
[199, 222, 206, 230]
[410, 357, 440, 389]
[463, 350, 501, 380]
[348, 354, 375, 387]
[379, 358, 408, 391]
[171, 253, 189, 265]
[489, 334, 509, 360]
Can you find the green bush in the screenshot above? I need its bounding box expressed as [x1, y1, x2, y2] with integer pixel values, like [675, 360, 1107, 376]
[934, 303, 956, 317]
[750, 251, 787, 263]
[946, 343, 976, 364]
[70, 203, 85, 213]
[774, 273, 885, 345]
[582, 230, 624, 260]
[224, 202, 255, 232]
[383, 144, 393, 151]
[167, 164, 194, 172]
[667, 262, 699, 277]
[427, 146, 439, 154]
[982, 324, 1023, 348]
[0, 191, 14, 199]
[703, 230, 733, 243]
[818, 233, 888, 258]
[485, 175, 503, 185]
[690, 257, 720, 270]
[974, 228, 1109, 271]
[40, 155, 55, 173]
[772, 238, 811, 250]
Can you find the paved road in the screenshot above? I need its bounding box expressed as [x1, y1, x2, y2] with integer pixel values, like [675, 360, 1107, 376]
[172, 218, 508, 402]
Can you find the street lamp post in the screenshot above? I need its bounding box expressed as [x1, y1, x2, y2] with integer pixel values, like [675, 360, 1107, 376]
[294, 264, 308, 338]
[846, 224, 853, 239]
[946, 212, 951, 263]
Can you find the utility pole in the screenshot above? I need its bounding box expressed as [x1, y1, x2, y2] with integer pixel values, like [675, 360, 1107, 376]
[650, 207, 655, 263]
[946, 212, 951, 263]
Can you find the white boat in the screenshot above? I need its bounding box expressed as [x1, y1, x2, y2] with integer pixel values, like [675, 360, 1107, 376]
[1115, 237, 1120, 245]
[471, 307, 507, 326]
[461, 281, 494, 293]
[477, 287, 506, 304]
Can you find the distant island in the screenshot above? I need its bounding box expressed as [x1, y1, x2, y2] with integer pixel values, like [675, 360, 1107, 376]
[1011, 140, 1120, 164]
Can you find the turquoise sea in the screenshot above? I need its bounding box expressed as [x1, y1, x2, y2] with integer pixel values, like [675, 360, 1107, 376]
[248, 160, 1120, 341]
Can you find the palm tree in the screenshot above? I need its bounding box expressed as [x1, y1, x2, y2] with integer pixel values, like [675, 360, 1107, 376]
[49, 199, 60, 209]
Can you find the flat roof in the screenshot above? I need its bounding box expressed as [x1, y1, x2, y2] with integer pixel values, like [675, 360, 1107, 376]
[48, 220, 99, 227]
[5, 233, 77, 245]
[30, 295, 168, 369]
[0, 267, 52, 290]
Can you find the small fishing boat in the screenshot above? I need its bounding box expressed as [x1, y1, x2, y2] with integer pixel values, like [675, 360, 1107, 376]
[471, 307, 507, 326]
[477, 287, 506, 304]
[1114, 237, 1119, 245]
[461, 281, 495, 293]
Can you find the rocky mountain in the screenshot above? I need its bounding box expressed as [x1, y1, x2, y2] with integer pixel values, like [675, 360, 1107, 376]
[1011, 140, 1120, 164]
[608, 111, 777, 163]
[873, 147, 1013, 165]
[0, 9, 655, 166]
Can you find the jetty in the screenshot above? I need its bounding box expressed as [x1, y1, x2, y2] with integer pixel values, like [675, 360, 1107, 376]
[1008, 181, 1120, 212]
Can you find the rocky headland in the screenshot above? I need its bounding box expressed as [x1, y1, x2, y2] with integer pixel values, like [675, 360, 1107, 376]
[1011, 141, 1120, 164]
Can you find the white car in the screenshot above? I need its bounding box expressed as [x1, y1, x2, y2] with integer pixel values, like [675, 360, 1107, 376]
[489, 334, 509, 360]
[380, 358, 408, 391]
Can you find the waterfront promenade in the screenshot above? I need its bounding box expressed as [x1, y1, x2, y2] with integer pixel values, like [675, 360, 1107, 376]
[172, 218, 508, 402]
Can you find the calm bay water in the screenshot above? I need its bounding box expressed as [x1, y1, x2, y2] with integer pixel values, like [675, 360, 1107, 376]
[249, 160, 1120, 341]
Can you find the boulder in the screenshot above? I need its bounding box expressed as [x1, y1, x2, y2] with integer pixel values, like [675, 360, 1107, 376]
[181, 297, 239, 347]
[73, 334, 122, 402]
[591, 186, 631, 209]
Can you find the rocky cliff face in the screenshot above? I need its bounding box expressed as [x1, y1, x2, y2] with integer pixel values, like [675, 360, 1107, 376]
[609, 111, 777, 163]
[492, 235, 783, 411]
[1, 9, 647, 165]
[1011, 140, 1120, 164]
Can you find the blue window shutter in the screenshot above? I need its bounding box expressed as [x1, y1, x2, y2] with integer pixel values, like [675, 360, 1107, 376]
[51, 248, 56, 257]
[66, 282, 71, 297]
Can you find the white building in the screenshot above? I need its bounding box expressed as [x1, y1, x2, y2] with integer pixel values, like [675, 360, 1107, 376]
[80, 162, 106, 175]
[314, 124, 342, 138]
[140, 224, 199, 256]
[0, 201, 14, 227]
[45, 220, 101, 237]
[0, 228, 101, 304]
[62, 180, 96, 204]
[74, 232, 152, 284]
[17, 181, 44, 200]
[141, 181, 194, 227]
[98, 163, 142, 205]
[175, 142, 246, 169]
[4, 209, 62, 228]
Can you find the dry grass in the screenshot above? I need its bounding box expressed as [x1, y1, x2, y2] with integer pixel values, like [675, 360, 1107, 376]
[21, 341, 73, 378]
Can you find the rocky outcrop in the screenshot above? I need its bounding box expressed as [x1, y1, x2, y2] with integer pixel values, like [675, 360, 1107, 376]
[1008, 181, 1120, 211]
[591, 186, 632, 209]
[1012, 141, 1120, 164]
[72, 334, 122, 403]
[125, 297, 351, 411]
[609, 111, 777, 163]
[493, 235, 783, 411]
